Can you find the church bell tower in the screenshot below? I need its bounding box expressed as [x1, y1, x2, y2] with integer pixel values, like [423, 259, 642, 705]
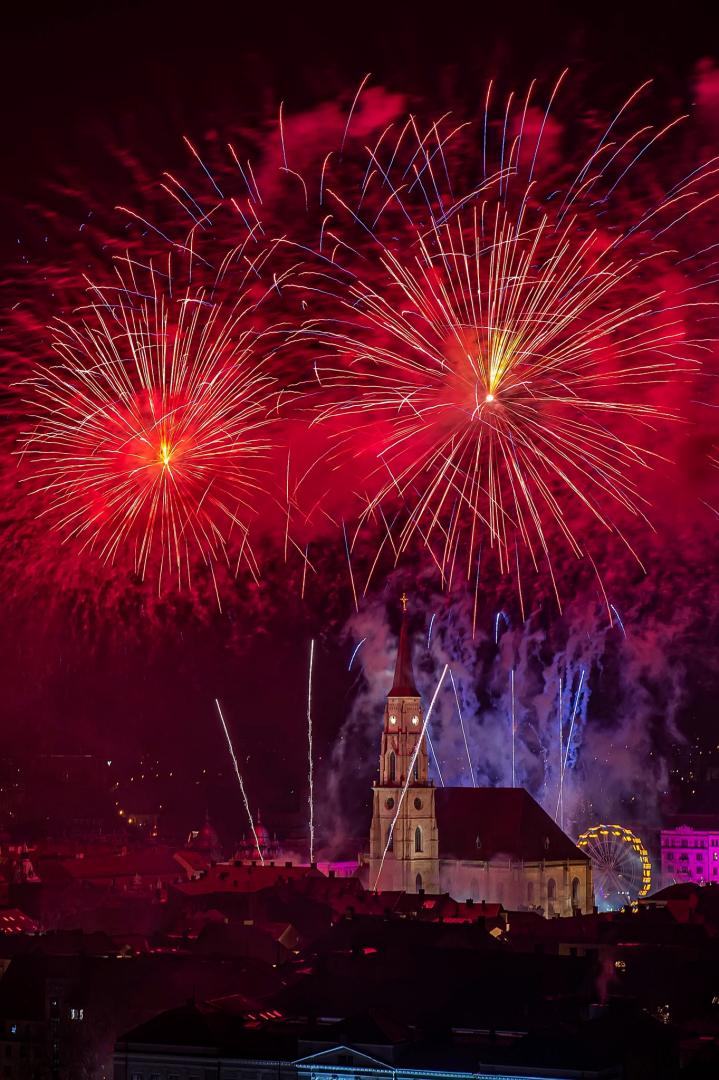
[368, 595, 439, 893]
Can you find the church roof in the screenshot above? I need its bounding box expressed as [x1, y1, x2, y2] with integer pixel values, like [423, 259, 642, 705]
[434, 787, 589, 864]
[389, 610, 418, 697]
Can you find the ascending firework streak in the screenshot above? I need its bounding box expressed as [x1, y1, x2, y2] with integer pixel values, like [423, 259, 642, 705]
[373, 663, 449, 890]
[214, 699, 264, 864]
[425, 729, 445, 786]
[307, 639, 315, 864]
[348, 637, 366, 671]
[555, 668, 586, 828]
[557, 677, 564, 827]
[507, 669, 511, 790]
[449, 668, 476, 786]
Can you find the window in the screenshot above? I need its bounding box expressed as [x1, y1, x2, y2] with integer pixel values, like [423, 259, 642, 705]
[386, 828, 393, 852]
[414, 826, 423, 853]
[547, 878, 557, 901]
[413, 760, 419, 781]
[388, 752, 396, 783]
[416, 873, 423, 892]
[571, 877, 581, 905]
[414, 797, 422, 810]
[697, 853, 704, 862]
[385, 797, 394, 810]
[131, 1074, 144, 1080]
[667, 852, 674, 861]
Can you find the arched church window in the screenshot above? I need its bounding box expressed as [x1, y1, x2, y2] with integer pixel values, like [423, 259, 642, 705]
[414, 826, 423, 853]
[571, 877, 580, 905]
[386, 829, 393, 852]
[413, 759, 419, 781]
[389, 752, 396, 783]
[414, 797, 422, 810]
[385, 797, 395, 810]
[547, 877, 557, 901]
[475, 834, 482, 851]
[416, 873, 423, 893]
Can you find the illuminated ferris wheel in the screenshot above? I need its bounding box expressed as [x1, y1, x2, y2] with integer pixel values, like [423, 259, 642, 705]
[577, 824, 652, 910]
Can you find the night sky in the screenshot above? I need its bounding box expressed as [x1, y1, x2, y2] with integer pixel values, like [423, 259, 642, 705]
[3, 1, 719, 849]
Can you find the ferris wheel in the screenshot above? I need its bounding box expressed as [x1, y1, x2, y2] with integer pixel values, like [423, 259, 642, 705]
[577, 824, 652, 910]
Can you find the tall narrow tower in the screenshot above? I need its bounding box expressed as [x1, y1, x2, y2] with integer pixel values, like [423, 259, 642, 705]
[368, 596, 439, 893]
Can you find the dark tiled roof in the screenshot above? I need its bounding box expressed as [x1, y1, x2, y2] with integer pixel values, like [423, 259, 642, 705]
[435, 787, 588, 863]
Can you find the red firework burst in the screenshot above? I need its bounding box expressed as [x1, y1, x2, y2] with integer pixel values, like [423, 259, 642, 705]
[18, 243, 285, 598]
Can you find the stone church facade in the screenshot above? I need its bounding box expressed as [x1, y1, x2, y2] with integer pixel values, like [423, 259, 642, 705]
[368, 607, 593, 916]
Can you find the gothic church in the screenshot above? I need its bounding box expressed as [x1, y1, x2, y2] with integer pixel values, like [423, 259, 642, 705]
[368, 605, 593, 916]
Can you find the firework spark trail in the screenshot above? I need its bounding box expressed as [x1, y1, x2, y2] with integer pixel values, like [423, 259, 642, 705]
[555, 667, 586, 825]
[214, 699, 264, 864]
[348, 637, 366, 670]
[427, 611, 436, 647]
[610, 604, 627, 638]
[373, 662, 449, 890]
[307, 638, 315, 864]
[494, 611, 510, 645]
[449, 667, 475, 786]
[425, 729, 445, 786]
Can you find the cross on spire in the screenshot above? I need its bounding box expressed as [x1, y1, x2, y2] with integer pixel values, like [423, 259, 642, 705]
[401, 591, 408, 612]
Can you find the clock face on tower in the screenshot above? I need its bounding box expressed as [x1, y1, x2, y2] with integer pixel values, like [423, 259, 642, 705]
[389, 716, 397, 725]
[411, 715, 419, 725]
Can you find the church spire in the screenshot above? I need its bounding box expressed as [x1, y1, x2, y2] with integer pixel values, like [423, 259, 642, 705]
[390, 593, 418, 696]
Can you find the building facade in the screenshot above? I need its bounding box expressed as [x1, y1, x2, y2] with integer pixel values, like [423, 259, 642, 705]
[661, 819, 719, 885]
[114, 1002, 623, 1080]
[368, 607, 593, 916]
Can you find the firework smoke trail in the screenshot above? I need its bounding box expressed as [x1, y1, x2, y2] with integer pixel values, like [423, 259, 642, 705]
[296, 79, 719, 611]
[307, 638, 315, 863]
[18, 249, 285, 597]
[374, 662, 449, 890]
[449, 667, 475, 785]
[427, 612, 437, 647]
[214, 699, 264, 864]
